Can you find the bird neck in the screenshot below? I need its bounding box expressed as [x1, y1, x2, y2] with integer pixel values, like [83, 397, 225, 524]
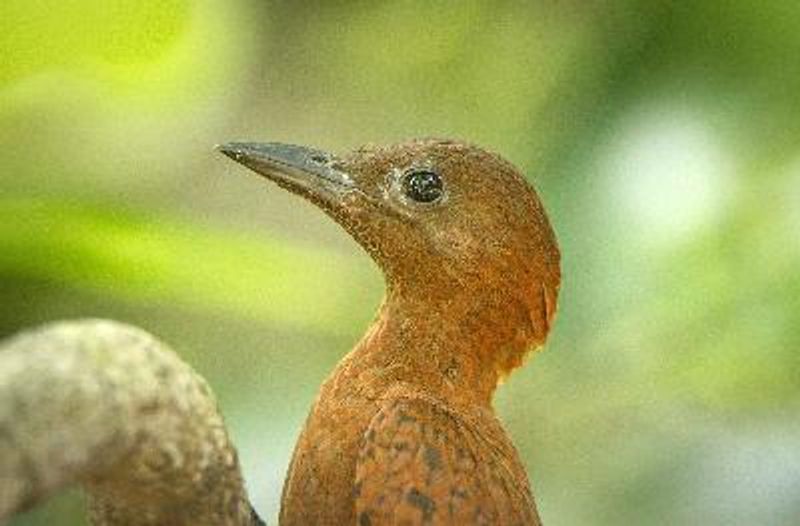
[345, 288, 534, 408]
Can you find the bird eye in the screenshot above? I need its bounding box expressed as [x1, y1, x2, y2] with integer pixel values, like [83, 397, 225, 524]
[401, 169, 443, 204]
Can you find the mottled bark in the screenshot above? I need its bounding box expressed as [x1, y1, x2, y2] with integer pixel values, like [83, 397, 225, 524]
[0, 319, 263, 526]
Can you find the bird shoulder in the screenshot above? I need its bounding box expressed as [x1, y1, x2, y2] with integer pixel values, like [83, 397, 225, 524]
[354, 396, 541, 525]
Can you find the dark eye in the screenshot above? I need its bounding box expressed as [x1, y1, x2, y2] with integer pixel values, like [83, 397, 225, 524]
[402, 169, 443, 203]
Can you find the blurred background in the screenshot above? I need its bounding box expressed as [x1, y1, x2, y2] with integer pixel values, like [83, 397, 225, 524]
[2, 1, 799, 524]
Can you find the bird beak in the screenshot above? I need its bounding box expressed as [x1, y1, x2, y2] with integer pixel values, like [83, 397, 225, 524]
[217, 142, 355, 203]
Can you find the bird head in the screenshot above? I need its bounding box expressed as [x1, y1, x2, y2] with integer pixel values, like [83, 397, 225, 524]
[219, 139, 560, 374]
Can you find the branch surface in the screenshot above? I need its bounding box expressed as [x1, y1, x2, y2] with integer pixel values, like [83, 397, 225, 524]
[0, 319, 262, 525]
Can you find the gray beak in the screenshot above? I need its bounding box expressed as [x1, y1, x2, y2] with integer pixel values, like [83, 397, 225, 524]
[217, 142, 354, 199]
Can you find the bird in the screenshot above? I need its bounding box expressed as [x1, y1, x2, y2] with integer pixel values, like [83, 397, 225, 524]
[218, 138, 561, 526]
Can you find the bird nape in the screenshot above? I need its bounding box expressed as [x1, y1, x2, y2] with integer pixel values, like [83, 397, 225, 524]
[219, 138, 560, 526]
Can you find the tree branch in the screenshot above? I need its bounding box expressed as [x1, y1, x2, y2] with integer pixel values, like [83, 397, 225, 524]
[0, 319, 263, 525]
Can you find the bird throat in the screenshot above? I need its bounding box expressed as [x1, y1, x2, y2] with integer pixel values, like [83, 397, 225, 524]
[341, 288, 536, 408]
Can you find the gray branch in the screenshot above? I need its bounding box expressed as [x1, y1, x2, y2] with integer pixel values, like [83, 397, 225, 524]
[0, 319, 263, 525]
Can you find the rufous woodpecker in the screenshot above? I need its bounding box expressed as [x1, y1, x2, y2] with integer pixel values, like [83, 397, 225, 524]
[219, 138, 560, 525]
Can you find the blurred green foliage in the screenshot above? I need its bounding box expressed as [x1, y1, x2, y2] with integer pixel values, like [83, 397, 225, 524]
[0, 1, 188, 79]
[2, 1, 799, 525]
[0, 198, 370, 334]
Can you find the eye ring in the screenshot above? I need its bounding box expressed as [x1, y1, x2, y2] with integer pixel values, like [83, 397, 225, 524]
[401, 168, 444, 204]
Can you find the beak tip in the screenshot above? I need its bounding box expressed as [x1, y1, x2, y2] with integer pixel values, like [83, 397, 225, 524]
[216, 142, 247, 162]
